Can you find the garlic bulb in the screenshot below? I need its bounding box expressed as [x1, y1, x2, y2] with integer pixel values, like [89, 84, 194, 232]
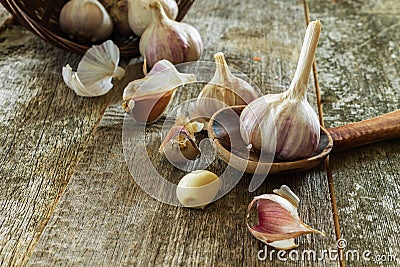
[62, 40, 125, 97]
[100, 0, 132, 36]
[127, 0, 178, 36]
[176, 170, 221, 209]
[122, 59, 197, 123]
[240, 21, 322, 161]
[196, 52, 260, 119]
[159, 116, 203, 162]
[59, 0, 113, 42]
[139, 0, 203, 68]
[247, 185, 324, 250]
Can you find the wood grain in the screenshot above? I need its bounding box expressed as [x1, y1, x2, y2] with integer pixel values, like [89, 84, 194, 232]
[27, 0, 337, 266]
[0, 26, 137, 266]
[309, 0, 400, 266]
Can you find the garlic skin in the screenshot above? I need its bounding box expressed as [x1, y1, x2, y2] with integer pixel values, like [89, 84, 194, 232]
[122, 59, 197, 123]
[127, 0, 178, 36]
[62, 40, 125, 97]
[240, 21, 322, 161]
[100, 0, 133, 36]
[246, 185, 325, 250]
[196, 52, 260, 119]
[139, 0, 203, 68]
[176, 170, 221, 209]
[59, 0, 113, 42]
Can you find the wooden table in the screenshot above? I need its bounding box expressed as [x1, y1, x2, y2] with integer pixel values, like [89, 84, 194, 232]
[0, 1, 399, 266]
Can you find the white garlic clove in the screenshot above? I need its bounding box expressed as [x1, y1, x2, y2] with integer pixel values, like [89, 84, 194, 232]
[176, 170, 221, 209]
[62, 40, 125, 97]
[139, 0, 203, 68]
[246, 186, 325, 249]
[240, 21, 322, 160]
[196, 52, 260, 120]
[100, 0, 133, 36]
[127, 0, 178, 36]
[59, 0, 114, 42]
[122, 59, 196, 123]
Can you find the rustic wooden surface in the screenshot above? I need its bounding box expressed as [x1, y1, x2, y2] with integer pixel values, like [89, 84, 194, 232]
[0, 0, 398, 267]
[308, 0, 400, 266]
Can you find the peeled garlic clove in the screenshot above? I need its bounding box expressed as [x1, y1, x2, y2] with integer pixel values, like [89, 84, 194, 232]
[240, 21, 322, 160]
[196, 52, 260, 120]
[123, 59, 196, 123]
[176, 170, 221, 209]
[62, 40, 125, 97]
[246, 185, 324, 249]
[59, 0, 113, 42]
[127, 0, 178, 36]
[139, 0, 203, 68]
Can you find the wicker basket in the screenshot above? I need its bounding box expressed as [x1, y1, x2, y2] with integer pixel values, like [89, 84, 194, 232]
[0, 0, 194, 57]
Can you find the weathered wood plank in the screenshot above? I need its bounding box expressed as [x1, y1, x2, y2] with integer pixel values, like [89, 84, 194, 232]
[28, 0, 337, 266]
[0, 26, 136, 266]
[309, 0, 400, 266]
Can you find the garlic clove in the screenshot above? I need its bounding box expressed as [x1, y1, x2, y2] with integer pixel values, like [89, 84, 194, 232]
[240, 21, 322, 161]
[139, 0, 203, 68]
[127, 0, 178, 36]
[159, 125, 201, 162]
[176, 170, 221, 209]
[246, 186, 325, 250]
[59, 0, 114, 42]
[123, 59, 196, 123]
[62, 40, 125, 97]
[273, 184, 300, 208]
[196, 52, 261, 120]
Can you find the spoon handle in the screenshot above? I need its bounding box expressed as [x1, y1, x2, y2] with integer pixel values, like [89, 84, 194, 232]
[327, 110, 400, 152]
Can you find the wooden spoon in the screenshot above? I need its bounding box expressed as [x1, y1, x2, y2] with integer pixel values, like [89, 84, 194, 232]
[208, 105, 400, 175]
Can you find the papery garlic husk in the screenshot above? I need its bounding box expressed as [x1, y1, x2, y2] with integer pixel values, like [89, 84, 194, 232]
[240, 21, 322, 161]
[196, 52, 260, 119]
[127, 0, 178, 36]
[176, 170, 221, 209]
[246, 185, 325, 250]
[122, 59, 197, 123]
[62, 40, 125, 97]
[59, 0, 113, 42]
[100, 0, 132, 36]
[159, 115, 204, 162]
[139, 0, 203, 68]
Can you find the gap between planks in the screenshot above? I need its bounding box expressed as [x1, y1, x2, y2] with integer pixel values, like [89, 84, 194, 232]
[303, 0, 345, 267]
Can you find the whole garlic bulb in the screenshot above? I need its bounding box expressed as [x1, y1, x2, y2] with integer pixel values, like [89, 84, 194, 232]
[139, 0, 203, 68]
[196, 52, 261, 120]
[59, 0, 114, 42]
[127, 0, 178, 36]
[100, 0, 133, 36]
[240, 21, 322, 161]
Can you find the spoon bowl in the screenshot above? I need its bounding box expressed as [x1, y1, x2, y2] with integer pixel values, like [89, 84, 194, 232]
[208, 105, 333, 174]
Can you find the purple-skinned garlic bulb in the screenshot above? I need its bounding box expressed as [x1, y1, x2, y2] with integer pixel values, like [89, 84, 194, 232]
[240, 21, 322, 161]
[139, 0, 203, 68]
[247, 185, 325, 250]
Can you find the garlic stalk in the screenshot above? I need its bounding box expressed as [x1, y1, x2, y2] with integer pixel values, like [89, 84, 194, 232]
[122, 59, 197, 123]
[139, 0, 203, 68]
[159, 116, 203, 162]
[196, 52, 260, 119]
[176, 170, 221, 209]
[62, 40, 125, 97]
[100, 0, 132, 36]
[59, 0, 113, 42]
[127, 0, 178, 36]
[240, 21, 322, 160]
[246, 185, 325, 250]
